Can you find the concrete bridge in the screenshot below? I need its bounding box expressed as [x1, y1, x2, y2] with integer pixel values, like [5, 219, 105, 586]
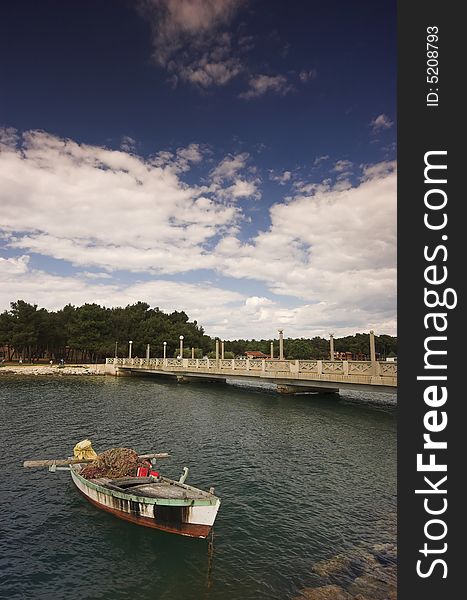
[105, 357, 397, 394]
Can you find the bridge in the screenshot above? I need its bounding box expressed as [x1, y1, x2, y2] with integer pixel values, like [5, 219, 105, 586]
[104, 357, 397, 394]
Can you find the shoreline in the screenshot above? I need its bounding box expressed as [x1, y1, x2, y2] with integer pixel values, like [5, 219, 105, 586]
[0, 364, 106, 376]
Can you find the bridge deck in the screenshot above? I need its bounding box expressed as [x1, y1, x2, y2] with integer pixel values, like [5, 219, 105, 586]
[105, 357, 397, 393]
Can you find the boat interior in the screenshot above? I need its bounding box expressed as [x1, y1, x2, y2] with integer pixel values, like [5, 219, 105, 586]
[86, 475, 214, 500]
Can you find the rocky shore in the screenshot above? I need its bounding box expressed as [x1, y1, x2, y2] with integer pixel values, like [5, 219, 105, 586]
[0, 364, 106, 376]
[293, 543, 397, 600]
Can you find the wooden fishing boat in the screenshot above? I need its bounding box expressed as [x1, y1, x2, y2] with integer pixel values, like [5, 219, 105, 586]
[69, 464, 221, 538]
[24, 442, 221, 539]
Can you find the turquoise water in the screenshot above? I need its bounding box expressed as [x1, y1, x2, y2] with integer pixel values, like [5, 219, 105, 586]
[0, 376, 396, 599]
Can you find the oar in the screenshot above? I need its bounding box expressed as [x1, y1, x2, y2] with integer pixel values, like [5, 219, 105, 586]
[23, 452, 170, 468]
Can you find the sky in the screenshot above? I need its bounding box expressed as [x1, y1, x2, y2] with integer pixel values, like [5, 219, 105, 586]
[0, 0, 396, 340]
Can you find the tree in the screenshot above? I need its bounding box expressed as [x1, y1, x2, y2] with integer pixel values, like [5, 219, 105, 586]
[0, 298, 397, 364]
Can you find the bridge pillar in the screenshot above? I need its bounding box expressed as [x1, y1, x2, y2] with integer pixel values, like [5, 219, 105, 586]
[277, 384, 339, 395]
[278, 329, 284, 360]
[116, 368, 133, 377]
[176, 375, 226, 385]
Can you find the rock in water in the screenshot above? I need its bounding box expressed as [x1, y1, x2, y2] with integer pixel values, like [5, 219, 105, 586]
[293, 584, 353, 600]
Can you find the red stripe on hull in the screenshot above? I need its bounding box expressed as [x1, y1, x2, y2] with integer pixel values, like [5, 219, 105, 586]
[76, 487, 211, 538]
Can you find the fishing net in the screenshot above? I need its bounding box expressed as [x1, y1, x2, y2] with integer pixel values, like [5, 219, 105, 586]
[80, 447, 149, 479]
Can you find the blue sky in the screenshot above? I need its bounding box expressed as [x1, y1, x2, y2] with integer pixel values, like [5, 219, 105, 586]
[0, 0, 396, 339]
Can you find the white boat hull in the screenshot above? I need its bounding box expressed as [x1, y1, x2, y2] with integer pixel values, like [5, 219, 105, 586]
[70, 467, 220, 538]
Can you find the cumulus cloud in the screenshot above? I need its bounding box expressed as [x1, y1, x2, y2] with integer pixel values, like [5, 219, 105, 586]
[0, 254, 30, 275]
[0, 256, 394, 339]
[370, 113, 393, 133]
[0, 258, 245, 335]
[0, 127, 396, 338]
[136, 0, 246, 87]
[269, 170, 292, 185]
[210, 152, 249, 182]
[208, 152, 260, 200]
[76, 271, 113, 280]
[151, 143, 207, 173]
[137, 0, 244, 63]
[332, 159, 353, 173]
[215, 161, 397, 333]
[0, 126, 18, 149]
[239, 74, 293, 99]
[0, 129, 237, 274]
[135, 2, 296, 100]
[174, 51, 242, 87]
[218, 179, 261, 200]
[120, 135, 136, 152]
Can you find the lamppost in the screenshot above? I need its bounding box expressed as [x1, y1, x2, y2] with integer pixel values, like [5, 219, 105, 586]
[163, 341, 167, 359]
[270, 341, 274, 359]
[329, 334, 334, 361]
[128, 340, 133, 359]
[179, 335, 184, 359]
[215, 338, 220, 366]
[278, 329, 284, 360]
[221, 340, 225, 360]
[146, 344, 150, 360]
[115, 341, 118, 358]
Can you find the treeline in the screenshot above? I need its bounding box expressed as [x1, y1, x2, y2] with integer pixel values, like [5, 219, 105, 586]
[223, 333, 397, 360]
[0, 300, 211, 363]
[0, 300, 397, 362]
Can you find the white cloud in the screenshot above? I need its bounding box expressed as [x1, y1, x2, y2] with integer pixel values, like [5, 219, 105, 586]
[215, 162, 397, 333]
[0, 126, 18, 149]
[137, 0, 246, 87]
[370, 113, 393, 133]
[270, 170, 292, 185]
[313, 155, 329, 167]
[0, 127, 396, 338]
[209, 153, 260, 201]
[120, 135, 136, 152]
[210, 152, 249, 182]
[0, 254, 30, 275]
[0, 257, 395, 339]
[0, 129, 237, 274]
[0, 256, 260, 338]
[175, 53, 242, 87]
[151, 143, 207, 172]
[76, 271, 113, 280]
[138, 0, 245, 62]
[239, 74, 293, 99]
[218, 179, 261, 200]
[332, 159, 353, 173]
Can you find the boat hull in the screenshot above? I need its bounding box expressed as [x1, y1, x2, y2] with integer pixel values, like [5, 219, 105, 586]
[71, 468, 220, 538]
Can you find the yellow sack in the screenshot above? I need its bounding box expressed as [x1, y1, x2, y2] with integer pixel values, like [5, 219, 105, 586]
[73, 439, 98, 460]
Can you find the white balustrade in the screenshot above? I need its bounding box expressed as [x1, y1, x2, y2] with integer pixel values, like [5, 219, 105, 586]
[107, 355, 396, 387]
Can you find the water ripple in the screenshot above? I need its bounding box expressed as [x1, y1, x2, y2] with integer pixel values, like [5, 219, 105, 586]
[0, 375, 396, 599]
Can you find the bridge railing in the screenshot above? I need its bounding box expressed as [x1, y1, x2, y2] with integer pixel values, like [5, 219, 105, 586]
[106, 357, 397, 385]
